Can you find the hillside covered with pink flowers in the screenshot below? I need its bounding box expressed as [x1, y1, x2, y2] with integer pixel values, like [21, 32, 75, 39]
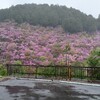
[0, 22, 100, 66]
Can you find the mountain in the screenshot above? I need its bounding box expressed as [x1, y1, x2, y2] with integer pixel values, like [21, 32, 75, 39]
[0, 3, 99, 33]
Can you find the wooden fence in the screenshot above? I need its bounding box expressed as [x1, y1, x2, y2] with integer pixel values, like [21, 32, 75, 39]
[6, 64, 100, 82]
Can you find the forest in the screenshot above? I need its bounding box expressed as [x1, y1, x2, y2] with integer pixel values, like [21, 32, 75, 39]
[0, 3, 100, 33]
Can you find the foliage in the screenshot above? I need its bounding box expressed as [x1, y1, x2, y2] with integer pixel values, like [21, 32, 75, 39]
[62, 18, 83, 33]
[0, 3, 98, 33]
[37, 67, 67, 77]
[14, 60, 22, 65]
[87, 47, 100, 67]
[86, 48, 100, 80]
[0, 64, 7, 76]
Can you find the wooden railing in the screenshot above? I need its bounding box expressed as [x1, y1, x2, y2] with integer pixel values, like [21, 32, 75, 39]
[6, 64, 100, 82]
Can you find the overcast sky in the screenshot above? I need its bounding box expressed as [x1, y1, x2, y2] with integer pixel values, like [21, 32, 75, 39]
[0, 0, 99, 18]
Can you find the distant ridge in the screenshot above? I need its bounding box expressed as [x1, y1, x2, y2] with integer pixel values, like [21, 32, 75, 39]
[0, 3, 100, 33]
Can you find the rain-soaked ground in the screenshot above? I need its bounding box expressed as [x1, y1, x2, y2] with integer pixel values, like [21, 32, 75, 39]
[0, 77, 100, 100]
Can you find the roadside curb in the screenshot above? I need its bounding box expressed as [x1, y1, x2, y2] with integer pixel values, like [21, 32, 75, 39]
[60, 80, 100, 87]
[16, 78, 100, 87]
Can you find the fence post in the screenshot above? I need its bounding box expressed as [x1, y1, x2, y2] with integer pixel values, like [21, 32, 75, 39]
[88, 67, 93, 83]
[35, 66, 38, 79]
[68, 66, 71, 81]
[55, 66, 57, 79]
[6, 64, 10, 75]
[6, 64, 8, 75]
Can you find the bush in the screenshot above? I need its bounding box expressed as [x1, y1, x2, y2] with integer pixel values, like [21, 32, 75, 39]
[37, 66, 67, 78]
[0, 64, 7, 76]
[87, 47, 100, 67]
[87, 48, 100, 80]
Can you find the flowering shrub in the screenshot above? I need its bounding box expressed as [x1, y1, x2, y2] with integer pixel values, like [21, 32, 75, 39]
[0, 22, 100, 66]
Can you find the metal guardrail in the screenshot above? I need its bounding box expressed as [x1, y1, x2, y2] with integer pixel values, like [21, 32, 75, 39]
[6, 64, 100, 82]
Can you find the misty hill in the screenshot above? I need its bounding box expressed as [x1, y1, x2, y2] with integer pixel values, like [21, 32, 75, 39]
[0, 3, 100, 33]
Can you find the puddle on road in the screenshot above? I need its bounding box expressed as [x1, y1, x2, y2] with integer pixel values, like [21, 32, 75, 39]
[0, 78, 100, 100]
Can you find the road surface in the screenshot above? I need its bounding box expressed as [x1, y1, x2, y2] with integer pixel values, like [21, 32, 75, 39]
[0, 78, 100, 100]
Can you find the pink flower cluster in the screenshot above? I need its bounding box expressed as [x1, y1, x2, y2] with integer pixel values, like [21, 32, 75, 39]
[0, 22, 99, 65]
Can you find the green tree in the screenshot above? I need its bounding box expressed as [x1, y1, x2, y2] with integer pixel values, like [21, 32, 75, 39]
[0, 3, 98, 33]
[87, 48, 100, 80]
[62, 17, 83, 33]
[97, 14, 100, 30]
[87, 47, 100, 67]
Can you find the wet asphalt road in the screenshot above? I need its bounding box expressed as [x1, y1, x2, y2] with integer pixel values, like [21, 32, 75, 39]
[0, 78, 100, 100]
